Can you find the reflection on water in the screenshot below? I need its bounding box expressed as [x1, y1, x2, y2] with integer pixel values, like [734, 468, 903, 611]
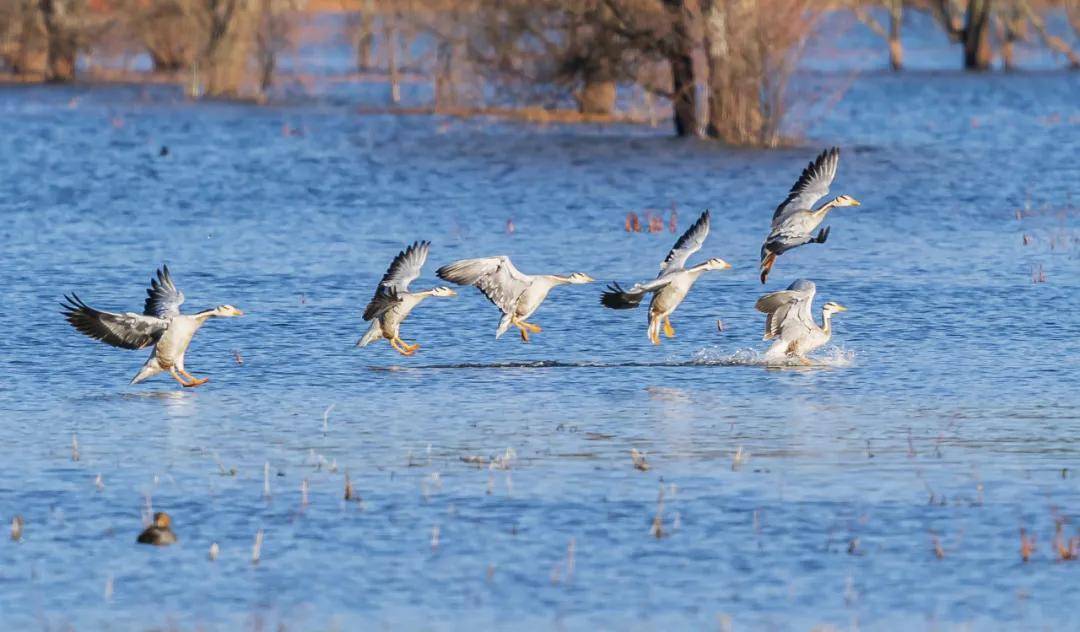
[0, 51, 1079, 629]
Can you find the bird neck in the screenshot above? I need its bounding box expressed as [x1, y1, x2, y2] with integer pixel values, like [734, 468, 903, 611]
[820, 309, 833, 336]
[815, 198, 841, 217]
[194, 309, 217, 322]
[687, 262, 712, 276]
[544, 275, 571, 285]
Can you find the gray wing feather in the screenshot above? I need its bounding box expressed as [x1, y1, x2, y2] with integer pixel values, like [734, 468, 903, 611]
[379, 241, 430, 293]
[143, 265, 184, 318]
[436, 256, 529, 315]
[754, 279, 816, 340]
[772, 148, 839, 223]
[63, 294, 169, 350]
[661, 210, 710, 271]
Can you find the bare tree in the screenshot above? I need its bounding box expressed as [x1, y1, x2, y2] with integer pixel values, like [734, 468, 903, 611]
[120, 0, 202, 73]
[929, 0, 994, 70]
[853, 0, 906, 70]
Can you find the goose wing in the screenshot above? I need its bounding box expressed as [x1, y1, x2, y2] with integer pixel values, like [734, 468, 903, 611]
[437, 256, 529, 315]
[661, 210, 710, 271]
[754, 279, 816, 341]
[143, 265, 185, 319]
[362, 287, 402, 321]
[363, 241, 429, 319]
[600, 276, 672, 309]
[772, 148, 839, 223]
[63, 294, 169, 350]
[378, 241, 430, 294]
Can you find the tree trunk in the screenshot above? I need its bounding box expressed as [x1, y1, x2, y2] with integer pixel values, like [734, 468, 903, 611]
[888, 0, 903, 71]
[39, 0, 77, 82]
[663, 0, 698, 137]
[963, 0, 993, 70]
[354, 0, 373, 71]
[203, 0, 258, 99]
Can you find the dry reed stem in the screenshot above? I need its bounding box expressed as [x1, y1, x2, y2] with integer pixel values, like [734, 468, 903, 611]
[11, 516, 23, 541]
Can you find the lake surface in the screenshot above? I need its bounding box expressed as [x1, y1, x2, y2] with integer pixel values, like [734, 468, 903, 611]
[1, 34, 1079, 630]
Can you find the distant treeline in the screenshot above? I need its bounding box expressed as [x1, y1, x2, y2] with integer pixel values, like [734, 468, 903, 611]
[1, 1, 1078, 146]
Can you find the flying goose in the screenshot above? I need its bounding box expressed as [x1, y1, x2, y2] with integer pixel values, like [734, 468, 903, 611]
[62, 266, 243, 387]
[436, 256, 594, 342]
[760, 147, 860, 283]
[357, 241, 456, 355]
[601, 210, 731, 344]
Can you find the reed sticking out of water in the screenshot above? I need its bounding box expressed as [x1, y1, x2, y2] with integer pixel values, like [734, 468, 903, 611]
[71, 434, 80, 461]
[209, 542, 220, 561]
[650, 485, 667, 539]
[344, 471, 356, 501]
[1031, 264, 1047, 283]
[94, 474, 104, 491]
[630, 449, 650, 471]
[1020, 528, 1036, 562]
[1053, 519, 1078, 561]
[731, 446, 748, 471]
[11, 516, 23, 541]
[550, 538, 577, 584]
[323, 404, 335, 434]
[252, 529, 264, 565]
[430, 525, 440, 551]
[263, 461, 271, 499]
[301, 479, 309, 507]
[932, 534, 945, 559]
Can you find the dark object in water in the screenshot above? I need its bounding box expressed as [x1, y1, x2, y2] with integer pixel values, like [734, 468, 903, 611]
[159, 146, 169, 157]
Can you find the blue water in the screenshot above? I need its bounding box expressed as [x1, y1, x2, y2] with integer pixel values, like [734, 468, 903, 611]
[2, 32, 1080, 631]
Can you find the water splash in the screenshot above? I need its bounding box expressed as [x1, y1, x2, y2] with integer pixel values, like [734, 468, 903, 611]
[690, 346, 855, 368]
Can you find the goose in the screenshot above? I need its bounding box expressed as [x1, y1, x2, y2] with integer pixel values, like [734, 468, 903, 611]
[601, 210, 731, 344]
[755, 279, 847, 363]
[759, 147, 860, 283]
[357, 241, 456, 355]
[61, 266, 243, 387]
[436, 256, 594, 342]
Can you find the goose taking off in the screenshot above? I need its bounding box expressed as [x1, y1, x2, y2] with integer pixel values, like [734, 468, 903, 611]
[601, 210, 732, 345]
[436, 257, 594, 342]
[358, 241, 456, 355]
[759, 148, 860, 283]
[61, 266, 244, 387]
[754, 279, 847, 364]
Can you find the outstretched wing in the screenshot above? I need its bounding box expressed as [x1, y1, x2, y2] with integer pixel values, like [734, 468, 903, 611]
[600, 276, 672, 310]
[754, 279, 816, 341]
[436, 256, 530, 315]
[772, 148, 839, 223]
[143, 265, 184, 318]
[661, 210, 710, 271]
[362, 287, 402, 322]
[63, 294, 169, 350]
[378, 241, 430, 294]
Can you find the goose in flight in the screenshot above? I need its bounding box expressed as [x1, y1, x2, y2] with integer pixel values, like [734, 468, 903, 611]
[436, 257, 594, 342]
[61, 266, 244, 387]
[601, 210, 731, 345]
[755, 279, 847, 363]
[759, 148, 860, 283]
[357, 241, 456, 355]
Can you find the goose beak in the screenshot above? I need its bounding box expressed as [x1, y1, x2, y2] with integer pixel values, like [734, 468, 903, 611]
[834, 304, 848, 312]
[849, 198, 861, 207]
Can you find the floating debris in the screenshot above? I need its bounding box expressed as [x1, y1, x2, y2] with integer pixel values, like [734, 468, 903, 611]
[94, 474, 104, 491]
[430, 525, 440, 551]
[11, 516, 24, 541]
[301, 479, 309, 507]
[630, 448, 650, 471]
[209, 542, 220, 561]
[460, 455, 488, 466]
[232, 349, 244, 365]
[71, 434, 80, 462]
